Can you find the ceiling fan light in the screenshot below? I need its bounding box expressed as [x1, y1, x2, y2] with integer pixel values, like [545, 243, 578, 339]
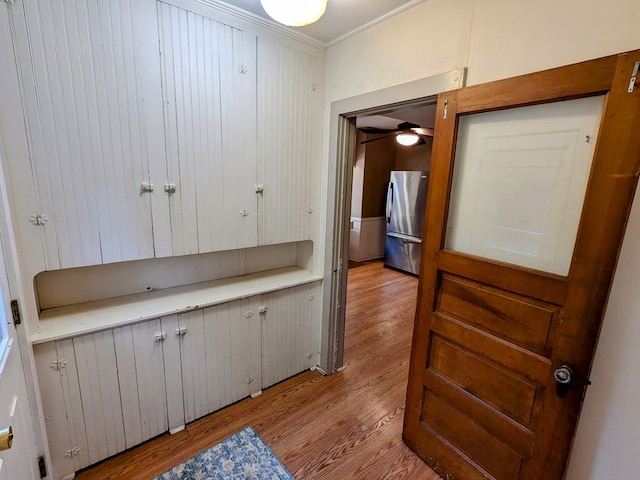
[396, 133, 420, 146]
[260, 0, 328, 27]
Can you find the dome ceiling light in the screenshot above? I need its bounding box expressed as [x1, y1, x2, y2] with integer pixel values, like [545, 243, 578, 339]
[260, 0, 328, 27]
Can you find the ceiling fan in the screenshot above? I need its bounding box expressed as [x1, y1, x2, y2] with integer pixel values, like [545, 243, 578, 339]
[359, 121, 434, 147]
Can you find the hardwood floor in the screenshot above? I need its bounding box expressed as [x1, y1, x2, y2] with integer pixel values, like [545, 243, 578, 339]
[75, 261, 440, 480]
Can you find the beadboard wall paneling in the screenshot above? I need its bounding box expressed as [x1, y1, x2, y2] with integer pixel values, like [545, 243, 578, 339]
[256, 38, 320, 245]
[9, 0, 159, 269]
[158, 1, 257, 255]
[72, 331, 127, 464]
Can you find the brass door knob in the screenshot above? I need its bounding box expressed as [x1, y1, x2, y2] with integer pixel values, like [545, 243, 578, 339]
[0, 426, 13, 451]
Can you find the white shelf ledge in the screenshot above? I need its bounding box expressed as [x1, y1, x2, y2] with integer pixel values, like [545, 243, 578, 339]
[32, 267, 322, 344]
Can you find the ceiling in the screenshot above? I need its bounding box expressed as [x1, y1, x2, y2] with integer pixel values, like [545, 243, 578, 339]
[217, 0, 426, 44]
[356, 103, 437, 131]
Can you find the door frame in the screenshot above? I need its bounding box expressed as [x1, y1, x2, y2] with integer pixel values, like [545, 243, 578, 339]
[319, 68, 466, 373]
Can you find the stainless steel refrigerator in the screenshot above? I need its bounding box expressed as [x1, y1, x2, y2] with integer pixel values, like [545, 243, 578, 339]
[384, 171, 429, 275]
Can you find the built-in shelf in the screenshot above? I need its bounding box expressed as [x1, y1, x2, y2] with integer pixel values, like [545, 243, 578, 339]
[32, 267, 322, 344]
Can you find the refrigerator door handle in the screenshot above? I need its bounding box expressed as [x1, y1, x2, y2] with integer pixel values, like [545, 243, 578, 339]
[387, 231, 423, 244]
[386, 182, 394, 224]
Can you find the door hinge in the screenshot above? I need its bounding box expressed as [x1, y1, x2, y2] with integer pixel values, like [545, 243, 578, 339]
[37, 456, 47, 478]
[628, 61, 640, 93]
[10, 299, 21, 326]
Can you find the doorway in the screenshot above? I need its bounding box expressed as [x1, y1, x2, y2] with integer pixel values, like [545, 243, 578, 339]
[319, 68, 466, 374]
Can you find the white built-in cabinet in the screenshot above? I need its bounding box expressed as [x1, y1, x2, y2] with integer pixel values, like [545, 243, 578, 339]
[34, 283, 319, 480]
[5, 1, 325, 478]
[6, 0, 322, 270]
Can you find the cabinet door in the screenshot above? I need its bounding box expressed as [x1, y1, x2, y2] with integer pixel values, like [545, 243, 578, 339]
[157, 3, 258, 256]
[6, 0, 163, 269]
[113, 319, 170, 446]
[179, 299, 261, 424]
[34, 318, 174, 477]
[260, 284, 318, 389]
[256, 39, 322, 245]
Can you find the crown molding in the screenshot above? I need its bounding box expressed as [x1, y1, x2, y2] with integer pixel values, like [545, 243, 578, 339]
[326, 0, 426, 47]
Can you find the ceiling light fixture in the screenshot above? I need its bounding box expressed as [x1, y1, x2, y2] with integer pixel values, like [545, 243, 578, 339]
[396, 132, 420, 146]
[260, 0, 328, 27]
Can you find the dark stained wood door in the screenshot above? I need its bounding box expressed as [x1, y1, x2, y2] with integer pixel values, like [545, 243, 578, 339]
[403, 50, 640, 480]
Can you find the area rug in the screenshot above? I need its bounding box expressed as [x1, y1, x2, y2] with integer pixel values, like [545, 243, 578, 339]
[154, 426, 294, 479]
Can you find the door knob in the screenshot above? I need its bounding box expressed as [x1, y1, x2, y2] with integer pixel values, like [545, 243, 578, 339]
[554, 365, 573, 398]
[0, 426, 13, 451]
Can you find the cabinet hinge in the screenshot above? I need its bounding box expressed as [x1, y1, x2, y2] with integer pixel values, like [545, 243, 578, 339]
[628, 61, 640, 93]
[258, 305, 267, 314]
[37, 456, 47, 478]
[50, 359, 68, 370]
[10, 299, 21, 326]
[29, 213, 48, 226]
[254, 184, 264, 194]
[64, 447, 81, 459]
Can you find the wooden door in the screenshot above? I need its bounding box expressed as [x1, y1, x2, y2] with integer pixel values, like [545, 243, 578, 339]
[403, 50, 640, 479]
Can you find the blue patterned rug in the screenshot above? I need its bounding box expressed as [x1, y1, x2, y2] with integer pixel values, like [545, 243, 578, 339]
[154, 426, 294, 479]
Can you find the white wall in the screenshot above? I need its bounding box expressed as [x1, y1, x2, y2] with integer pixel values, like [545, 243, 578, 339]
[324, 0, 640, 478]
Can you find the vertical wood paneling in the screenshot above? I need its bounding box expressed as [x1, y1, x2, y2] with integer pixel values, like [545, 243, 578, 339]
[113, 319, 169, 448]
[257, 39, 320, 245]
[8, 0, 157, 269]
[112, 325, 144, 448]
[55, 338, 91, 470]
[179, 299, 254, 424]
[178, 309, 207, 423]
[261, 284, 314, 389]
[160, 315, 185, 432]
[158, 2, 257, 255]
[73, 331, 126, 464]
[33, 342, 76, 480]
[129, 320, 169, 440]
